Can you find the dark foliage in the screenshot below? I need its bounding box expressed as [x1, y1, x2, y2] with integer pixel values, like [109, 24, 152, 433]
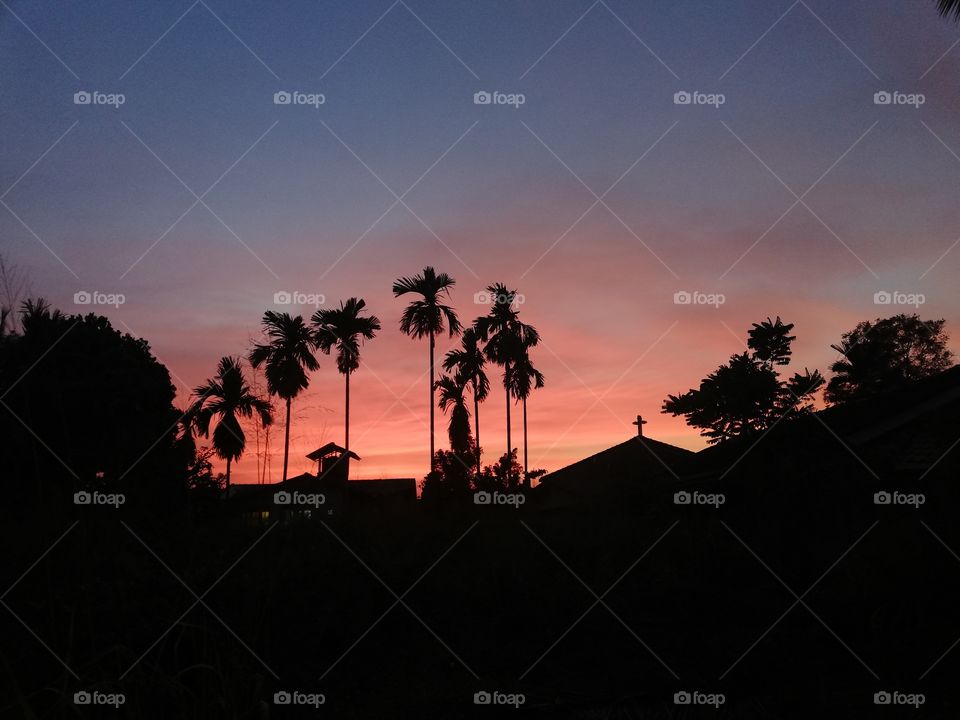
[0, 299, 185, 504]
[826, 314, 953, 404]
[663, 317, 824, 443]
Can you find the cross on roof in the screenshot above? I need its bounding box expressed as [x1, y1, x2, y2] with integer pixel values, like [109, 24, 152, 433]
[633, 414, 648, 437]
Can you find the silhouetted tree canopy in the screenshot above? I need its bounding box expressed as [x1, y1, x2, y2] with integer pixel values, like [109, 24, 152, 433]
[826, 314, 953, 404]
[0, 299, 183, 497]
[478, 449, 525, 492]
[663, 317, 824, 443]
[747, 316, 794, 365]
[421, 448, 475, 503]
[421, 448, 537, 505]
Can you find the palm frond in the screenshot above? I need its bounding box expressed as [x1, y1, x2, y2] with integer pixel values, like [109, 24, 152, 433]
[938, 0, 960, 20]
[443, 327, 490, 402]
[191, 355, 271, 464]
[311, 297, 381, 374]
[248, 311, 319, 398]
[393, 267, 461, 340]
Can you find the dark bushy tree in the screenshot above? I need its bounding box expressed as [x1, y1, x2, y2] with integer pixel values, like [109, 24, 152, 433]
[421, 448, 475, 503]
[183, 446, 226, 517]
[826, 314, 953, 404]
[421, 448, 541, 504]
[663, 317, 824, 443]
[475, 449, 524, 493]
[0, 299, 184, 502]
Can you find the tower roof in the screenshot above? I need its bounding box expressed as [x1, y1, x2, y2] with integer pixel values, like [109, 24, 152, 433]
[306, 442, 361, 461]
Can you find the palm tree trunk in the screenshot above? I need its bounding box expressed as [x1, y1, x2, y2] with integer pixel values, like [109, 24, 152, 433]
[262, 425, 270, 483]
[429, 329, 435, 471]
[473, 376, 480, 475]
[505, 360, 512, 487]
[523, 396, 529, 488]
[254, 409, 261, 483]
[226, 456, 232, 491]
[282, 397, 291, 482]
[345, 370, 350, 455]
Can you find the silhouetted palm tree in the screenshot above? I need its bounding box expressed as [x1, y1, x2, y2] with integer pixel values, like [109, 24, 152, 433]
[474, 284, 539, 485]
[392, 267, 462, 469]
[192, 356, 273, 489]
[176, 402, 200, 459]
[443, 327, 489, 473]
[937, 0, 960, 19]
[510, 346, 545, 485]
[311, 297, 381, 458]
[249, 312, 319, 482]
[435, 374, 472, 456]
[20, 298, 64, 334]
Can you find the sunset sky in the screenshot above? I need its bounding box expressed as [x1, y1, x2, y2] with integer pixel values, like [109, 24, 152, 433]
[2, 0, 960, 483]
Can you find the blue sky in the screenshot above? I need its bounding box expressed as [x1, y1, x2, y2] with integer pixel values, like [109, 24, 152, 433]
[2, 0, 959, 481]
